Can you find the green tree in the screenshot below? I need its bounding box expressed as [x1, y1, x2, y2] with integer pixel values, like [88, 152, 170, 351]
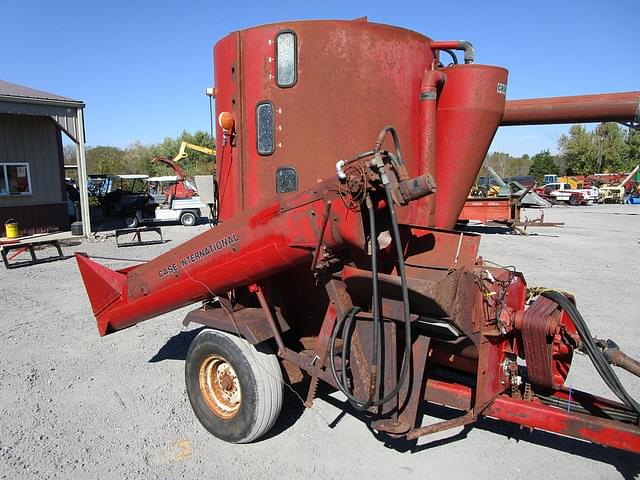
[596, 123, 629, 172]
[483, 152, 532, 178]
[528, 150, 558, 182]
[86, 146, 125, 174]
[625, 128, 640, 170]
[558, 125, 598, 175]
[122, 141, 153, 175]
[149, 130, 215, 177]
[83, 131, 215, 177]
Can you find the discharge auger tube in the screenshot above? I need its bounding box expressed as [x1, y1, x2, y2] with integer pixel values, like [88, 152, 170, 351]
[77, 182, 363, 336]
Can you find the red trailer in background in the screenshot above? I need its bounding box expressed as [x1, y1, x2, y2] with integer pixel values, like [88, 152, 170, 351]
[76, 19, 640, 451]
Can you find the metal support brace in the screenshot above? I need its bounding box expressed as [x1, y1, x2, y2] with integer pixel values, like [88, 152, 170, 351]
[1, 240, 66, 269]
[115, 226, 164, 247]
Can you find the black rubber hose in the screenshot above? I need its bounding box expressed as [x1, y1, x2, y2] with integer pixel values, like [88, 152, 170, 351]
[441, 49, 459, 65]
[374, 183, 413, 405]
[374, 126, 405, 167]
[540, 291, 640, 414]
[329, 306, 370, 409]
[330, 201, 383, 411]
[328, 187, 413, 409]
[340, 307, 369, 408]
[368, 200, 382, 404]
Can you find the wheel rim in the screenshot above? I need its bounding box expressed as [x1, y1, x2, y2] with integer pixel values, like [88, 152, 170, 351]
[198, 354, 241, 418]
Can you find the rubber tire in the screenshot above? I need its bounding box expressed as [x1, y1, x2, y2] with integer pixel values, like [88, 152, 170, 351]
[185, 329, 283, 443]
[180, 211, 197, 226]
[569, 194, 580, 206]
[124, 215, 139, 228]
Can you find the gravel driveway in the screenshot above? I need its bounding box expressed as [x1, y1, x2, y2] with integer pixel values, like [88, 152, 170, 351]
[1, 204, 638, 479]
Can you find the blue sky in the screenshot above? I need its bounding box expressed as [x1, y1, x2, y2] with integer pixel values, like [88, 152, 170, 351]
[2, 0, 638, 156]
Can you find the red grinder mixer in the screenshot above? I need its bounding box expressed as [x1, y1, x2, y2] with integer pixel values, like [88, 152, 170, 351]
[77, 19, 640, 450]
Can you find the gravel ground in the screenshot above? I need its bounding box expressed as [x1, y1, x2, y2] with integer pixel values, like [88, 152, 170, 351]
[1, 204, 638, 479]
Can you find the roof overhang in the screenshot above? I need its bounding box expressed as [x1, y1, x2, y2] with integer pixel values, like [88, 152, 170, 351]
[0, 96, 85, 143]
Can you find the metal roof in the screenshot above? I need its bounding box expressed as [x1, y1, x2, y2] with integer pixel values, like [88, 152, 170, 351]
[0, 80, 84, 107]
[0, 80, 86, 143]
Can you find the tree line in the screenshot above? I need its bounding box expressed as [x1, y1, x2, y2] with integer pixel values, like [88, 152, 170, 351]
[67, 123, 639, 184]
[484, 123, 640, 183]
[65, 130, 215, 178]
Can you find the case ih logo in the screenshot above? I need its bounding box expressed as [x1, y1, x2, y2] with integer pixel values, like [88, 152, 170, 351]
[158, 233, 240, 278]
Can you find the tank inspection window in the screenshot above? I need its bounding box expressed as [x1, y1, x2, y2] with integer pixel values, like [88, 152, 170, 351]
[256, 101, 275, 155]
[276, 167, 297, 193]
[276, 31, 297, 87]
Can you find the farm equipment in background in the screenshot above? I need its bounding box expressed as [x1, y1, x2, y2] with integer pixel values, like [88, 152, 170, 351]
[76, 20, 640, 453]
[121, 142, 217, 227]
[598, 164, 640, 204]
[173, 141, 216, 162]
[150, 156, 197, 199]
[150, 142, 215, 200]
[463, 167, 552, 231]
[543, 175, 586, 189]
[534, 182, 594, 205]
[483, 165, 550, 207]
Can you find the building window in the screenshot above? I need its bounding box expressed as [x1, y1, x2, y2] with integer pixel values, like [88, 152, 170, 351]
[0, 163, 32, 195]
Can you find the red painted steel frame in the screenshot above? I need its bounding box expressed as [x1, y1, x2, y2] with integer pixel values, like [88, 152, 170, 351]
[424, 378, 640, 453]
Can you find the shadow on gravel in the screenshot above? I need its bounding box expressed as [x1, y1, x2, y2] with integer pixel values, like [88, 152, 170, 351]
[457, 224, 562, 238]
[456, 224, 516, 235]
[148, 328, 204, 362]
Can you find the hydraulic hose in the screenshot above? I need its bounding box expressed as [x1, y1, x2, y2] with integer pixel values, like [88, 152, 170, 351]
[368, 198, 382, 404]
[374, 126, 408, 180]
[540, 291, 640, 415]
[329, 199, 383, 410]
[441, 49, 459, 65]
[328, 186, 413, 410]
[330, 306, 365, 408]
[378, 182, 413, 406]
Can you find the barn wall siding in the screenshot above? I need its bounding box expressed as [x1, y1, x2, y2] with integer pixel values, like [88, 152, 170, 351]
[0, 113, 64, 207]
[0, 203, 68, 236]
[0, 113, 68, 234]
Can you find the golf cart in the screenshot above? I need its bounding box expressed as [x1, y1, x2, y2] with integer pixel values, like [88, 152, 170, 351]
[122, 176, 207, 228]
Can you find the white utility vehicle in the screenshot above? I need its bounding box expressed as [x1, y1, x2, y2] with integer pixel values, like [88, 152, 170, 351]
[123, 176, 208, 228]
[537, 182, 598, 205]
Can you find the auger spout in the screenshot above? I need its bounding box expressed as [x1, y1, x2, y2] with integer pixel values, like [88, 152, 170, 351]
[77, 182, 363, 335]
